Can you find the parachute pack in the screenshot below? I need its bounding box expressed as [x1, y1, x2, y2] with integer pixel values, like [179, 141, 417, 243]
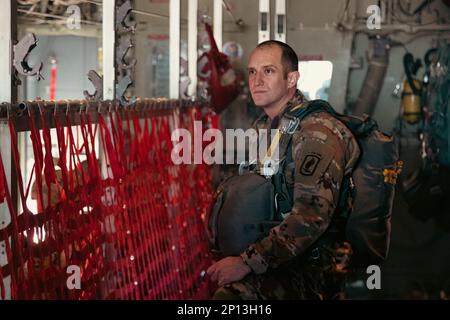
[208, 100, 403, 267]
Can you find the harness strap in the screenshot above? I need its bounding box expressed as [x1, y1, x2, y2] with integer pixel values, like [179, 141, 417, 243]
[265, 100, 347, 220]
[263, 102, 309, 218]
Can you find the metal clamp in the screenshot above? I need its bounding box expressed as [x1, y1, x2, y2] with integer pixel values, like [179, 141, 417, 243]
[116, 0, 137, 34]
[260, 158, 279, 178]
[279, 116, 300, 134]
[13, 33, 44, 84]
[84, 70, 103, 101]
[116, 36, 137, 70]
[116, 75, 136, 107]
[66, 100, 71, 116]
[238, 160, 256, 175]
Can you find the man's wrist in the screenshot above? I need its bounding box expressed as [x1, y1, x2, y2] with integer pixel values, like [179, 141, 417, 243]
[240, 245, 268, 274]
[238, 256, 252, 274]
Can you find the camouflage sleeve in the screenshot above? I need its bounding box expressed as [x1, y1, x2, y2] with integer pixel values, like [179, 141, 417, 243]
[241, 115, 348, 274]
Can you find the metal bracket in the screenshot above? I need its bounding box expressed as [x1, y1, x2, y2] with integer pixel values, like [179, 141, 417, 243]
[280, 116, 300, 134]
[116, 0, 137, 34]
[258, 0, 270, 44]
[83, 70, 103, 101]
[116, 35, 137, 70]
[180, 76, 191, 99]
[115, 1, 136, 105]
[12, 33, 43, 84]
[274, 0, 286, 43]
[116, 75, 136, 107]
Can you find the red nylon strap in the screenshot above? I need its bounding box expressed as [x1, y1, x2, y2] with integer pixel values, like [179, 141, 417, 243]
[0, 162, 4, 204]
[0, 146, 22, 299]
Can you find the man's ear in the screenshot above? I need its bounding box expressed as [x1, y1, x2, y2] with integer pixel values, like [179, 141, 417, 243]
[287, 71, 300, 89]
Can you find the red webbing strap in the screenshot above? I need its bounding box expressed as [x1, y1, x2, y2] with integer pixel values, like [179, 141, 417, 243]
[136, 113, 158, 300]
[99, 116, 123, 179]
[128, 116, 161, 299]
[113, 111, 129, 174]
[197, 109, 217, 298]
[177, 106, 215, 299]
[67, 121, 86, 198]
[54, 116, 69, 200]
[8, 117, 41, 299]
[77, 113, 108, 299]
[124, 111, 147, 299]
[104, 112, 143, 299]
[27, 114, 58, 303]
[168, 109, 190, 297]
[115, 116, 138, 300]
[0, 146, 22, 299]
[53, 115, 72, 299]
[130, 112, 158, 298]
[163, 108, 182, 297]
[0, 256, 4, 299]
[80, 114, 101, 183]
[41, 117, 58, 210]
[123, 110, 159, 299]
[98, 114, 128, 299]
[38, 111, 58, 298]
[26, 110, 45, 211]
[83, 113, 118, 299]
[155, 114, 181, 298]
[21, 109, 58, 298]
[0, 161, 4, 204]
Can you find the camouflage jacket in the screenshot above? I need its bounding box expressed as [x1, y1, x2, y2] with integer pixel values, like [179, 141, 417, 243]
[241, 90, 360, 274]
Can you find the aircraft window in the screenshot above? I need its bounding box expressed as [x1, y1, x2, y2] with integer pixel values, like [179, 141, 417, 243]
[297, 61, 333, 101]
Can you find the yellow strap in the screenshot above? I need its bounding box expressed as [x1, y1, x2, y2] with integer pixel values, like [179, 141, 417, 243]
[290, 102, 306, 112]
[263, 129, 281, 161]
[262, 103, 306, 160]
[262, 102, 306, 163]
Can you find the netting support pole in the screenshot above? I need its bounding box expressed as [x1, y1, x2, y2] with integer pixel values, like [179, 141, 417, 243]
[187, 0, 198, 98]
[103, 0, 116, 101]
[170, 0, 180, 99]
[213, 0, 223, 52]
[99, 0, 117, 181]
[0, 0, 17, 301]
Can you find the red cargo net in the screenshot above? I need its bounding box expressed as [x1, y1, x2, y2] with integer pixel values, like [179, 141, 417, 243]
[0, 102, 217, 299]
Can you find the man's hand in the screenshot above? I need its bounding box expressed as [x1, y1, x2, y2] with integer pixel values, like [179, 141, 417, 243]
[207, 256, 251, 287]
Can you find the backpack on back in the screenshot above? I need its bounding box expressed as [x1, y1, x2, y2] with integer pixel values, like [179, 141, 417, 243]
[207, 99, 402, 266]
[309, 101, 402, 266]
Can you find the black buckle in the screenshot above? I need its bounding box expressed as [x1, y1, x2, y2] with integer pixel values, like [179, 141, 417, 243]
[280, 115, 300, 134]
[309, 247, 321, 260]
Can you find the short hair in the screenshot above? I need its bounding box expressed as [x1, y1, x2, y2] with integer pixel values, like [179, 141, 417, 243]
[256, 40, 298, 77]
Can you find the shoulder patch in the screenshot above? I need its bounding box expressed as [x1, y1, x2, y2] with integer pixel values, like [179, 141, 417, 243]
[300, 153, 321, 176]
[293, 135, 335, 186]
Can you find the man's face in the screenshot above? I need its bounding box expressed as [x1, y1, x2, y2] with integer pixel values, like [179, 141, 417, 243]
[247, 45, 297, 110]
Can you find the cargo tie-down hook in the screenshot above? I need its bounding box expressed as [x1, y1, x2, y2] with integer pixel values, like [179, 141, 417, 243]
[116, 35, 137, 70]
[116, 0, 137, 34]
[84, 70, 103, 101]
[13, 33, 44, 85]
[116, 75, 136, 108]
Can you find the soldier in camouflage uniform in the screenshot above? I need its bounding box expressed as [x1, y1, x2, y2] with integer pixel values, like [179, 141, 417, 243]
[207, 40, 360, 299]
